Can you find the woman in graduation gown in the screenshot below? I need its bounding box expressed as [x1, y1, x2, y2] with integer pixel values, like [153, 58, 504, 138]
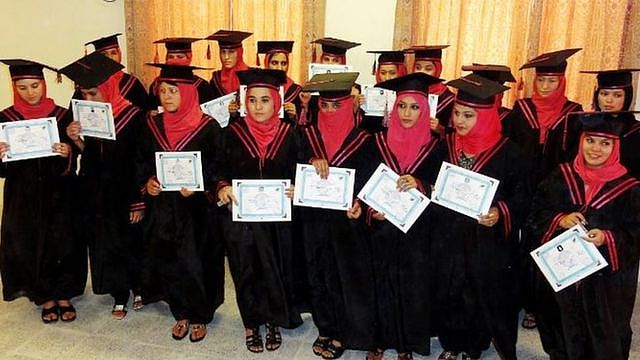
[258, 40, 303, 124]
[505, 49, 584, 358]
[364, 73, 444, 360]
[356, 50, 407, 133]
[430, 75, 530, 360]
[502, 48, 583, 185]
[299, 72, 378, 359]
[61, 52, 146, 319]
[0, 59, 84, 323]
[299, 38, 362, 125]
[205, 30, 252, 99]
[136, 63, 223, 342]
[215, 68, 303, 353]
[147, 38, 215, 111]
[581, 69, 640, 177]
[404, 45, 454, 137]
[526, 112, 640, 359]
[83, 34, 152, 110]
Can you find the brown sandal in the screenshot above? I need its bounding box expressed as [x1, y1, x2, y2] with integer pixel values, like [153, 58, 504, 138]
[172, 320, 190, 340]
[189, 323, 207, 343]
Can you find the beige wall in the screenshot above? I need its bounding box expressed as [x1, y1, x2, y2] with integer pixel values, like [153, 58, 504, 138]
[0, 0, 126, 110]
[324, 0, 397, 87]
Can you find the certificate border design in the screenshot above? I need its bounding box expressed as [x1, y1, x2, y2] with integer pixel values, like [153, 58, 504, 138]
[293, 163, 355, 211]
[155, 151, 204, 191]
[357, 163, 430, 233]
[0, 117, 60, 162]
[531, 225, 608, 291]
[432, 162, 499, 219]
[232, 179, 292, 222]
[71, 99, 116, 140]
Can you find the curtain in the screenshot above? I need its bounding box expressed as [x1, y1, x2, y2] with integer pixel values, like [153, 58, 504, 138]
[394, 0, 639, 109]
[124, 0, 325, 88]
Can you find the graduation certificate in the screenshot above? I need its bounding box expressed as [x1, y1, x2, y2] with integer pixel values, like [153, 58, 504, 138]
[293, 163, 355, 211]
[155, 151, 205, 192]
[71, 99, 116, 140]
[232, 179, 292, 222]
[0, 117, 60, 162]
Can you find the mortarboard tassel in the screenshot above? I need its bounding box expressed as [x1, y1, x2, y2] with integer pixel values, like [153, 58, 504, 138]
[56, 72, 62, 84]
[371, 56, 377, 76]
[206, 44, 211, 60]
[256, 53, 260, 67]
[84, 45, 88, 56]
[312, 45, 317, 63]
[153, 44, 159, 63]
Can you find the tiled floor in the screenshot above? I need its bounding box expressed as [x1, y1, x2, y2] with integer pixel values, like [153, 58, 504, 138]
[0, 266, 639, 360]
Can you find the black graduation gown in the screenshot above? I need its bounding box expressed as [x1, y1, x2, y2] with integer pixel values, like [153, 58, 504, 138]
[148, 75, 214, 110]
[214, 119, 303, 329]
[434, 88, 455, 133]
[0, 105, 86, 305]
[526, 165, 640, 360]
[76, 104, 145, 303]
[619, 113, 640, 178]
[501, 98, 583, 187]
[209, 70, 233, 99]
[299, 122, 378, 349]
[367, 132, 442, 355]
[135, 113, 222, 323]
[283, 82, 303, 125]
[430, 134, 531, 359]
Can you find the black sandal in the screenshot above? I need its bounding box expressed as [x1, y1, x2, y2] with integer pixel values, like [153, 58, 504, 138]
[321, 341, 345, 360]
[397, 352, 413, 360]
[58, 304, 76, 322]
[366, 349, 384, 360]
[265, 323, 282, 351]
[313, 336, 330, 356]
[245, 327, 263, 353]
[41, 305, 59, 323]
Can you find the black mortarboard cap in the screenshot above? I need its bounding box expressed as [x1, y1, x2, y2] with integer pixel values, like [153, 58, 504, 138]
[367, 50, 405, 64]
[303, 72, 359, 99]
[60, 52, 124, 88]
[404, 45, 449, 61]
[236, 68, 287, 88]
[375, 72, 443, 96]
[205, 30, 252, 49]
[519, 48, 581, 73]
[0, 59, 59, 80]
[446, 74, 510, 106]
[311, 37, 361, 56]
[575, 111, 637, 138]
[257, 41, 294, 54]
[85, 33, 122, 52]
[146, 63, 211, 83]
[580, 69, 640, 88]
[461, 63, 516, 84]
[154, 37, 200, 53]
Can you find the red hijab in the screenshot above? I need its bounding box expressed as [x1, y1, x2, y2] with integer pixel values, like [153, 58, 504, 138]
[162, 82, 203, 149]
[423, 60, 447, 95]
[12, 79, 56, 119]
[317, 95, 354, 160]
[219, 46, 249, 94]
[97, 72, 131, 117]
[454, 102, 502, 157]
[573, 133, 627, 203]
[532, 75, 568, 143]
[387, 92, 431, 171]
[375, 63, 407, 84]
[265, 52, 294, 94]
[244, 87, 282, 159]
